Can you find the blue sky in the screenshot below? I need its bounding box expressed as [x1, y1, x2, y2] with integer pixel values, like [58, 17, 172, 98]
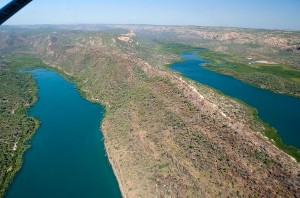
[1, 0, 300, 30]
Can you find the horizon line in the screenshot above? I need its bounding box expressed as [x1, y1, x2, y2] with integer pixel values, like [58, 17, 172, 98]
[1, 23, 300, 32]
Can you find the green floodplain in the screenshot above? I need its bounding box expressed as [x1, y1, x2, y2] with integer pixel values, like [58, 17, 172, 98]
[197, 49, 300, 97]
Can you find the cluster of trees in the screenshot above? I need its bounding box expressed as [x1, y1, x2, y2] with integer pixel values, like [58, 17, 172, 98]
[0, 55, 39, 197]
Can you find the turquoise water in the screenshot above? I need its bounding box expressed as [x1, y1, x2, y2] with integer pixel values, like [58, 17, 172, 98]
[171, 51, 300, 149]
[5, 69, 121, 198]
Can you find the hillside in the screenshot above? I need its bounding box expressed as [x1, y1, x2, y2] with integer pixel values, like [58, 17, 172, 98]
[0, 25, 299, 197]
[107, 25, 300, 97]
[12, 24, 299, 96]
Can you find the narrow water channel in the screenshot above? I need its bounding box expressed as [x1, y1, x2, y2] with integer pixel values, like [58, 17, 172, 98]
[170, 51, 300, 149]
[6, 69, 121, 198]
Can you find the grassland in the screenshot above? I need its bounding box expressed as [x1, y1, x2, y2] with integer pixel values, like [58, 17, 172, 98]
[0, 54, 48, 197]
[154, 42, 200, 54]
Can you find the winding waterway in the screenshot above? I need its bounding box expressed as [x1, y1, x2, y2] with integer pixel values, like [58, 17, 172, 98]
[6, 69, 121, 198]
[171, 51, 300, 149]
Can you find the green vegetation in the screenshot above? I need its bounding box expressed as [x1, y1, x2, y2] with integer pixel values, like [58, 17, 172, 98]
[254, 149, 274, 166]
[155, 42, 200, 54]
[251, 108, 300, 162]
[159, 45, 300, 162]
[252, 63, 300, 82]
[190, 72, 300, 162]
[197, 49, 300, 97]
[0, 54, 45, 197]
[197, 49, 241, 64]
[0, 26, 299, 197]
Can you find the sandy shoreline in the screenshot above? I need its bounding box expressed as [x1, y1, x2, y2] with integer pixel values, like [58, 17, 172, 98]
[102, 131, 127, 198]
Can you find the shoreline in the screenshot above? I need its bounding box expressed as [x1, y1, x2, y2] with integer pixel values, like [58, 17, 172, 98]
[40, 64, 127, 197]
[1, 23, 300, 196]
[1, 119, 40, 198]
[101, 126, 127, 198]
[1, 71, 41, 197]
[3, 52, 299, 197]
[195, 50, 300, 99]
[167, 52, 300, 162]
[4, 67, 124, 197]
[206, 66, 300, 99]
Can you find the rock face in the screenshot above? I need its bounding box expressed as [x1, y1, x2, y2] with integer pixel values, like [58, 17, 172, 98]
[1, 26, 300, 197]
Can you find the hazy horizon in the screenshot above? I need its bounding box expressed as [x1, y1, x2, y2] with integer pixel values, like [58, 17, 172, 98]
[1, 0, 300, 31]
[2, 23, 300, 32]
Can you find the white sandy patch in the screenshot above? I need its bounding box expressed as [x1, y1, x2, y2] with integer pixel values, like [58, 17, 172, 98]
[255, 60, 277, 64]
[118, 36, 131, 42]
[118, 30, 135, 43]
[12, 142, 17, 151]
[7, 166, 13, 172]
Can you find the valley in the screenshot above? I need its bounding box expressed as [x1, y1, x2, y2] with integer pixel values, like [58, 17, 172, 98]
[0, 25, 299, 197]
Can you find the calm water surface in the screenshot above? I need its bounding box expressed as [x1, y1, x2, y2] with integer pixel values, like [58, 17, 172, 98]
[6, 69, 121, 198]
[171, 51, 300, 149]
